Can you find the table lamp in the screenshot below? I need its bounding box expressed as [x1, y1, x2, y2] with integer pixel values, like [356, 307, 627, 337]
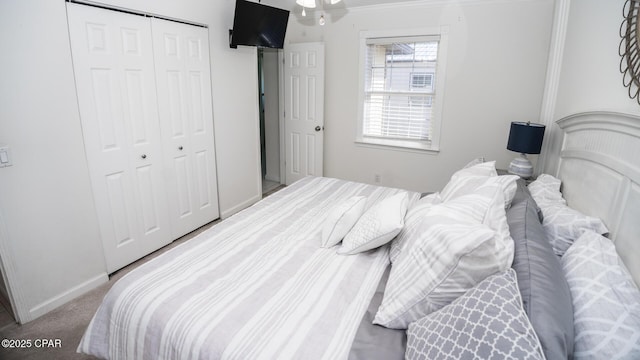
[506, 121, 545, 178]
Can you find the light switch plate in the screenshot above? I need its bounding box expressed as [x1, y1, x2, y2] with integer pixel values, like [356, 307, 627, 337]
[0, 146, 12, 168]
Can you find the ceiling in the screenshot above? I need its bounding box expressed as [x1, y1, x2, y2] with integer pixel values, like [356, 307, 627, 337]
[260, 0, 427, 11]
[257, 0, 430, 27]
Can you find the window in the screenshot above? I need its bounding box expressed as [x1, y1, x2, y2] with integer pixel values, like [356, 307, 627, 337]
[357, 28, 448, 151]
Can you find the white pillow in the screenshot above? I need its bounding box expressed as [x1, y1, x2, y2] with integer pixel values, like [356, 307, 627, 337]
[450, 160, 497, 180]
[541, 203, 608, 256]
[374, 184, 514, 329]
[528, 174, 566, 206]
[527, 173, 608, 256]
[441, 174, 519, 209]
[321, 196, 367, 248]
[462, 157, 485, 169]
[389, 192, 441, 263]
[476, 182, 515, 267]
[337, 192, 409, 255]
[561, 231, 640, 359]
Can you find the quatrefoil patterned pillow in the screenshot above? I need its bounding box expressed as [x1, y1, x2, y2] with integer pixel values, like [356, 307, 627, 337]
[405, 269, 544, 360]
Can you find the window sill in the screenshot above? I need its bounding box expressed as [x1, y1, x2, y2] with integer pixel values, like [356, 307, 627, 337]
[355, 137, 440, 154]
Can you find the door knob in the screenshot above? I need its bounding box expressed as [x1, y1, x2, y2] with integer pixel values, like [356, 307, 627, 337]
[178, 146, 183, 151]
[141, 154, 147, 159]
[315, 126, 322, 132]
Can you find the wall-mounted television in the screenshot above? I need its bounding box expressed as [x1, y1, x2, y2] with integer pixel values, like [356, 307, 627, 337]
[229, 0, 290, 49]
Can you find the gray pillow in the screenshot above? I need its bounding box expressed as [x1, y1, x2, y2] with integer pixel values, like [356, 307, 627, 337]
[405, 269, 544, 360]
[562, 230, 640, 359]
[508, 180, 574, 360]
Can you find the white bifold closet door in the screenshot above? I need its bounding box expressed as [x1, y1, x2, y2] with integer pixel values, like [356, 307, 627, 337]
[151, 19, 219, 239]
[67, 3, 219, 273]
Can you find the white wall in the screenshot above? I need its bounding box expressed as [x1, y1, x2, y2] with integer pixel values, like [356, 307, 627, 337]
[285, 0, 554, 192]
[542, 0, 640, 174]
[0, 0, 107, 322]
[0, 0, 261, 322]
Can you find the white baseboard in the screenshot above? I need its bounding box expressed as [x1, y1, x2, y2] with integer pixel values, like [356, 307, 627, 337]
[220, 194, 262, 219]
[27, 272, 108, 323]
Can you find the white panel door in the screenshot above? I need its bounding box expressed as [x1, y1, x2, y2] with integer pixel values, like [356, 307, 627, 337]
[284, 43, 325, 185]
[67, 3, 171, 273]
[152, 18, 220, 238]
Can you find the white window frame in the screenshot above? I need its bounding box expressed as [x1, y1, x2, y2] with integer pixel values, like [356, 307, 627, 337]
[356, 26, 449, 152]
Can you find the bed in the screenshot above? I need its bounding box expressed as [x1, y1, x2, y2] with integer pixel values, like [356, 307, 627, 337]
[78, 111, 640, 360]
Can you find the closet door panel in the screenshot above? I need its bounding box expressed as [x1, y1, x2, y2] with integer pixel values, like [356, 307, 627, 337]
[152, 18, 219, 238]
[67, 3, 171, 273]
[183, 31, 218, 219]
[135, 164, 163, 235]
[162, 64, 194, 220]
[187, 62, 216, 213]
[174, 155, 193, 218]
[195, 150, 213, 209]
[105, 171, 136, 246]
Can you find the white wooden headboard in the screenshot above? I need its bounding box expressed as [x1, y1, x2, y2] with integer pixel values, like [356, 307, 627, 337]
[556, 111, 640, 286]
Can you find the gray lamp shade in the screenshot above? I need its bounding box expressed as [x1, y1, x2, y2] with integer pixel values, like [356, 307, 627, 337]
[507, 122, 545, 154]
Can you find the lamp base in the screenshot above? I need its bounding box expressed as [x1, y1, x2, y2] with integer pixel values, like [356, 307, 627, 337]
[508, 154, 533, 178]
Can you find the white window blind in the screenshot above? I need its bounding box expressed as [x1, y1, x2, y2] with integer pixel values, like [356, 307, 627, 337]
[363, 36, 439, 143]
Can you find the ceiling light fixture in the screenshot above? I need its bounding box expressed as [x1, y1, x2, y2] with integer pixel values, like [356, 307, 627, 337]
[296, 0, 342, 24]
[296, 0, 317, 9]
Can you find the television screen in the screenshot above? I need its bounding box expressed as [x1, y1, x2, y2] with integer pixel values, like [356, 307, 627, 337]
[230, 0, 290, 49]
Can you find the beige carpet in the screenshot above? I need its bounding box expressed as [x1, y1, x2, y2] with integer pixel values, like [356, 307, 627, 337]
[0, 221, 218, 360]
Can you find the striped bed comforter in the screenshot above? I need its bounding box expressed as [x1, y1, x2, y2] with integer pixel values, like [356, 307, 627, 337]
[78, 176, 419, 360]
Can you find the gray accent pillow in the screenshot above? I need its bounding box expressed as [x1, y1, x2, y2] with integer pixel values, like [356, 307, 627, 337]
[405, 269, 544, 360]
[508, 180, 574, 360]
